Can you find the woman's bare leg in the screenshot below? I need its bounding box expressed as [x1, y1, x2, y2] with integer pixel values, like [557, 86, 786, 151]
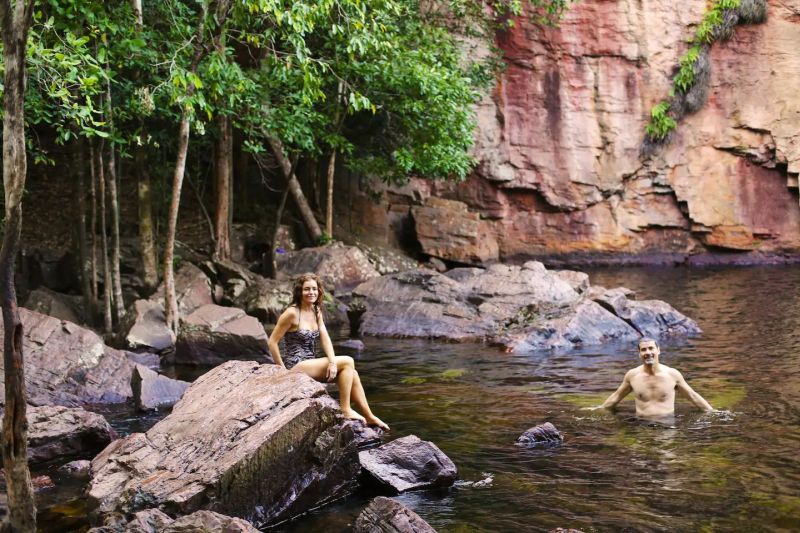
[350, 370, 389, 430]
[293, 356, 365, 422]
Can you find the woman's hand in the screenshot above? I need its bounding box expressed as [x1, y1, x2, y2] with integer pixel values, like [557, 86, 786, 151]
[326, 361, 338, 382]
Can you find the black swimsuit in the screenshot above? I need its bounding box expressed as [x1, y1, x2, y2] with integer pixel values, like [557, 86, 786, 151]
[283, 328, 319, 369]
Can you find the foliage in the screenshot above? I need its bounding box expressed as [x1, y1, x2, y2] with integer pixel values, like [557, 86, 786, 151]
[645, 101, 677, 141]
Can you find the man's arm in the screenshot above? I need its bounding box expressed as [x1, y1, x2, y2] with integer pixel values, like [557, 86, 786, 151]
[585, 371, 633, 411]
[674, 370, 715, 412]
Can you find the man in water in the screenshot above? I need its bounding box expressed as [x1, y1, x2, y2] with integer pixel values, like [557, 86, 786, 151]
[586, 338, 715, 417]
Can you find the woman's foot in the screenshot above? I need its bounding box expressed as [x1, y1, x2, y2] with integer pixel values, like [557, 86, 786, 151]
[342, 409, 367, 424]
[365, 414, 390, 431]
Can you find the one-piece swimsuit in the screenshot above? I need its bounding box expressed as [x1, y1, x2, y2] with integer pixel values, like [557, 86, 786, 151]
[283, 328, 319, 369]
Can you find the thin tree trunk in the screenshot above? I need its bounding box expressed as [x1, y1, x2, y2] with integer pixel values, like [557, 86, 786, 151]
[0, 1, 37, 530]
[96, 137, 113, 333]
[268, 155, 298, 278]
[267, 136, 323, 243]
[214, 113, 232, 260]
[89, 141, 98, 306]
[163, 0, 232, 334]
[325, 150, 336, 238]
[131, 0, 142, 25]
[74, 138, 93, 321]
[105, 77, 125, 323]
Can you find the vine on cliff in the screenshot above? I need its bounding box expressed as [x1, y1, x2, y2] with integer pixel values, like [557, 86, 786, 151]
[643, 0, 767, 148]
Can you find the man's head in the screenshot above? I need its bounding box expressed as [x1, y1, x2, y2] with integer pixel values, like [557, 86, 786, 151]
[638, 337, 660, 366]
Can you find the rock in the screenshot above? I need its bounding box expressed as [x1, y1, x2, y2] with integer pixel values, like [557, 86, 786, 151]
[121, 299, 174, 353]
[154, 262, 213, 315]
[339, 339, 365, 351]
[24, 287, 84, 324]
[125, 351, 161, 370]
[208, 258, 257, 302]
[88, 508, 259, 533]
[88, 361, 359, 527]
[590, 287, 701, 337]
[0, 308, 133, 407]
[277, 242, 380, 293]
[32, 475, 55, 492]
[232, 276, 292, 324]
[548, 529, 586, 533]
[58, 460, 91, 479]
[131, 364, 190, 411]
[516, 422, 564, 447]
[173, 304, 270, 366]
[345, 420, 383, 449]
[24, 405, 116, 464]
[553, 270, 590, 294]
[358, 435, 457, 493]
[353, 496, 437, 533]
[426, 257, 447, 272]
[411, 197, 499, 265]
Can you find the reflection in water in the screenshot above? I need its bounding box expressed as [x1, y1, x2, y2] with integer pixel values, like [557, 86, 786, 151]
[37, 267, 800, 532]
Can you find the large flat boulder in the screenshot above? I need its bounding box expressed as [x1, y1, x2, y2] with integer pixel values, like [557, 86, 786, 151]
[88, 361, 359, 527]
[0, 308, 133, 407]
[277, 242, 380, 293]
[359, 435, 457, 494]
[353, 496, 437, 533]
[173, 304, 270, 366]
[24, 405, 116, 464]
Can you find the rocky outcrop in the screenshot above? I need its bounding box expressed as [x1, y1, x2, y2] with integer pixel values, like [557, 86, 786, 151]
[334, 0, 800, 265]
[87, 361, 359, 528]
[516, 422, 564, 447]
[130, 364, 190, 411]
[23, 287, 85, 324]
[88, 509, 260, 533]
[0, 309, 133, 407]
[172, 304, 270, 366]
[353, 496, 437, 533]
[154, 262, 214, 315]
[121, 299, 173, 353]
[359, 435, 457, 493]
[277, 242, 380, 293]
[232, 276, 292, 324]
[25, 405, 116, 464]
[350, 263, 698, 351]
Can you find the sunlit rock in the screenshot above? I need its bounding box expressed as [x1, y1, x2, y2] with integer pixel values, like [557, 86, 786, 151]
[359, 435, 457, 493]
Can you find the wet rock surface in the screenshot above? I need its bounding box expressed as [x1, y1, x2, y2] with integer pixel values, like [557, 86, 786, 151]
[359, 435, 457, 493]
[88, 508, 260, 533]
[516, 422, 564, 447]
[88, 361, 359, 527]
[172, 304, 270, 366]
[58, 460, 92, 479]
[131, 364, 190, 411]
[353, 496, 437, 533]
[0, 309, 133, 406]
[24, 404, 116, 464]
[351, 263, 699, 351]
[277, 242, 380, 293]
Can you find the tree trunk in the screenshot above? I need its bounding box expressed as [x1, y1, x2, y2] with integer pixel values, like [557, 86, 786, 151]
[136, 148, 159, 292]
[267, 136, 323, 243]
[88, 141, 98, 308]
[131, 0, 142, 26]
[0, 1, 37, 530]
[267, 156, 297, 279]
[74, 138, 94, 321]
[95, 137, 113, 333]
[325, 150, 336, 238]
[214, 113, 232, 260]
[105, 77, 125, 323]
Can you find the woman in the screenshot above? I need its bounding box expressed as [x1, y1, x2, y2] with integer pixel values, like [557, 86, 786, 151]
[268, 272, 389, 431]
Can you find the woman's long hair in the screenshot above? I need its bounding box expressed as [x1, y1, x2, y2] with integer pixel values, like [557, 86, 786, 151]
[291, 272, 325, 319]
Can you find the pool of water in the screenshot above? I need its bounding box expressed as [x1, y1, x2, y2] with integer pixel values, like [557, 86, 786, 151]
[37, 266, 800, 532]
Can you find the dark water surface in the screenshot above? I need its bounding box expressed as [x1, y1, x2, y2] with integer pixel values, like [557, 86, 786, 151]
[38, 267, 800, 532]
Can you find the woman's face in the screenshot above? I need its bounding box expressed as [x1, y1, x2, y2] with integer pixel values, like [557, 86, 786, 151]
[302, 280, 319, 305]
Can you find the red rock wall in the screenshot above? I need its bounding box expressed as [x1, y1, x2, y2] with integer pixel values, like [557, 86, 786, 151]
[337, 0, 800, 265]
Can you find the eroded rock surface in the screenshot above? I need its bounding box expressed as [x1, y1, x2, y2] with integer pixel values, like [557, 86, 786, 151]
[131, 364, 190, 411]
[88, 361, 359, 527]
[25, 405, 116, 464]
[359, 435, 457, 493]
[88, 508, 260, 533]
[353, 496, 437, 533]
[0, 309, 133, 406]
[277, 242, 380, 293]
[122, 299, 173, 353]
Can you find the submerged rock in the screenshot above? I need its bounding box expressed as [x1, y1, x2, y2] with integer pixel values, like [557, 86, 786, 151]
[172, 304, 270, 366]
[516, 422, 564, 447]
[351, 262, 699, 352]
[131, 364, 190, 411]
[339, 339, 366, 351]
[88, 361, 359, 527]
[359, 435, 457, 493]
[58, 460, 91, 479]
[353, 496, 437, 533]
[25, 405, 116, 464]
[0, 309, 133, 407]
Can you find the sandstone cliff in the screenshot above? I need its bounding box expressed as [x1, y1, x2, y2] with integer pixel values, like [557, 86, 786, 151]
[338, 0, 800, 265]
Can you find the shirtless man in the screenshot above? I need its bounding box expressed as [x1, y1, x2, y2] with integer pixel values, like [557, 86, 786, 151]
[587, 338, 715, 417]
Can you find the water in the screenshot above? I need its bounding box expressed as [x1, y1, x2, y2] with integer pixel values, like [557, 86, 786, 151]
[38, 267, 800, 532]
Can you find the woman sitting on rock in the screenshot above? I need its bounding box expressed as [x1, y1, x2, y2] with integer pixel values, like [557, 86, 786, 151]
[268, 272, 389, 431]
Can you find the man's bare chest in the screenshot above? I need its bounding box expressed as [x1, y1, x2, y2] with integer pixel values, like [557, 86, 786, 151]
[631, 373, 677, 402]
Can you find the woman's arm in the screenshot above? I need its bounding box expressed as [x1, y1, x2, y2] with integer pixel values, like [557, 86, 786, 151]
[268, 308, 297, 369]
[317, 309, 338, 381]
